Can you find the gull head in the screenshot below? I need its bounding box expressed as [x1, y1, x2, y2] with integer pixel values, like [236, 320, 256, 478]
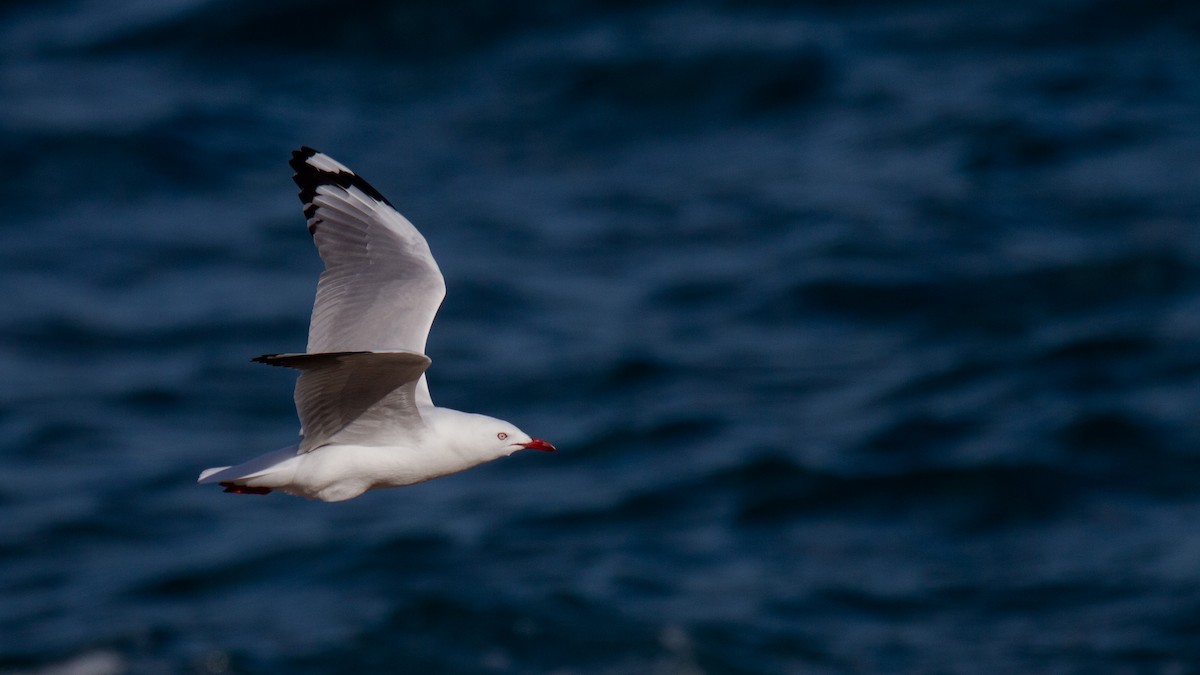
[478, 419, 557, 460]
[432, 410, 557, 461]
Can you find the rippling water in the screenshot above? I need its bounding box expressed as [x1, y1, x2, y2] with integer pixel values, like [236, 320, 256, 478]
[3, 1, 1200, 673]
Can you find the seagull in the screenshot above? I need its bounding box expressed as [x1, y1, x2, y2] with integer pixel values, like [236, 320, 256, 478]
[198, 147, 555, 502]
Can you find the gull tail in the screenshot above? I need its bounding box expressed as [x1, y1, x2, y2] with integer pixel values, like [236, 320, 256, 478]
[198, 466, 231, 482]
[198, 466, 271, 495]
[198, 446, 299, 496]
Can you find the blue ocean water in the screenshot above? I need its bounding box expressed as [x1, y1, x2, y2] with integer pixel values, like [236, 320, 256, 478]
[3, 1, 1200, 672]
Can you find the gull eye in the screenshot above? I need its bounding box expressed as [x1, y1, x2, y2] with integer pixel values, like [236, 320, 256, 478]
[497, 432, 508, 440]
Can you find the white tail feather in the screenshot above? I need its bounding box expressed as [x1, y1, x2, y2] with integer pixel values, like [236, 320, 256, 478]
[197, 446, 300, 486]
[197, 466, 232, 483]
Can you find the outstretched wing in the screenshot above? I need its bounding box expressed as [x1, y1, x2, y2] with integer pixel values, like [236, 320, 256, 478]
[290, 147, 445, 405]
[254, 351, 431, 453]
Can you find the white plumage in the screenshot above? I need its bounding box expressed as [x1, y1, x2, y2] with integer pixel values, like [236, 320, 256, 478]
[198, 147, 555, 502]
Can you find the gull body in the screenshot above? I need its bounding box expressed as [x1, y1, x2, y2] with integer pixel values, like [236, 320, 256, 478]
[199, 148, 554, 502]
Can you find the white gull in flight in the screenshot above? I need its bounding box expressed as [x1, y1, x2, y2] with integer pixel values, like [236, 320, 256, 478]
[199, 147, 555, 502]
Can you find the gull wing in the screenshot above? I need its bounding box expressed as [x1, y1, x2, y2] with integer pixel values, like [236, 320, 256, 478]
[290, 147, 445, 405]
[254, 351, 431, 453]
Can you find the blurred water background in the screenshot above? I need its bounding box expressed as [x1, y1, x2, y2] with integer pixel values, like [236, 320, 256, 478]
[3, 1, 1200, 673]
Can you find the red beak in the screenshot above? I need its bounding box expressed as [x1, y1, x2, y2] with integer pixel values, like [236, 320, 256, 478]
[519, 438, 557, 452]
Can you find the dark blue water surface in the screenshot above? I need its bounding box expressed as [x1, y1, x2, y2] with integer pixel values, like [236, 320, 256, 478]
[4, 1, 1200, 673]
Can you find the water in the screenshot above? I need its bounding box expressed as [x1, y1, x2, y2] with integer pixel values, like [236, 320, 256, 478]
[3, 1, 1200, 672]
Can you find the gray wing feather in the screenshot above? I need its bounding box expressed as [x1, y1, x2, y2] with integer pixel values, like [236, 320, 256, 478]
[255, 351, 431, 453]
[291, 148, 445, 405]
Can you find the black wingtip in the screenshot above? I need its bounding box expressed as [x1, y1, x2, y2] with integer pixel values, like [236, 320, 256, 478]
[288, 147, 396, 232]
[290, 146, 320, 172]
